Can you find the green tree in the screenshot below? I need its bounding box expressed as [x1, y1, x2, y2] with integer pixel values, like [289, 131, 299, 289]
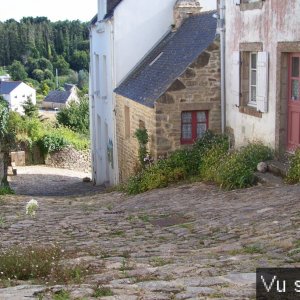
[22, 97, 38, 118]
[70, 50, 89, 71]
[53, 55, 70, 76]
[32, 69, 44, 82]
[78, 69, 89, 90]
[0, 97, 15, 186]
[9, 60, 27, 81]
[56, 96, 89, 134]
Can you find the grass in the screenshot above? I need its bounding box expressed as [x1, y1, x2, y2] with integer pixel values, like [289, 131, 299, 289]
[0, 215, 6, 228]
[138, 214, 150, 222]
[0, 185, 14, 195]
[0, 245, 95, 287]
[149, 257, 173, 267]
[92, 286, 113, 297]
[111, 230, 125, 237]
[229, 244, 265, 256]
[53, 290, 71, 300]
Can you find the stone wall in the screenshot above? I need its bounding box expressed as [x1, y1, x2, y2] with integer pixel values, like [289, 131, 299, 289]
[115, 95, 156, 182]
[154, 40, 221, 157]
[45, 146, 91, 173]
[115, 40, 221, 181]
[0, 152, 4, 184]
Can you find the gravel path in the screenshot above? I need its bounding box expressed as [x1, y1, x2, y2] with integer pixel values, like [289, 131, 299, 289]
[1, 178, 300, 299]
[8, 165, 105, 196]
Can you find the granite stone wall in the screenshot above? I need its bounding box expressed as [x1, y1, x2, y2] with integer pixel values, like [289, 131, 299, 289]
[116, 40, 221, 181]
[45, 146, 91, 173]
[154, 40, 221, 157]
[115, 95, 156, 182]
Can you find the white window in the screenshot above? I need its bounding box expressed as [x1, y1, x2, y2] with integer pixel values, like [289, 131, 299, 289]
[249, 52, 257, 106]
[95, 54, 100, 96]
[101, 55, 108, 99]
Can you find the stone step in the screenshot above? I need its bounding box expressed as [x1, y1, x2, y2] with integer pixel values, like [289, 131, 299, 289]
[254, 171, 284, 186]
[266, 160, 288, 177]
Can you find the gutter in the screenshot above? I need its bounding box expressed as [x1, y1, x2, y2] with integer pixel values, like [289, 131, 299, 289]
[220, 0, 226, 134]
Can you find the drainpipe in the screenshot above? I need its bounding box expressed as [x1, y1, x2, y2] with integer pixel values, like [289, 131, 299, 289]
[220, 0, 226, 134]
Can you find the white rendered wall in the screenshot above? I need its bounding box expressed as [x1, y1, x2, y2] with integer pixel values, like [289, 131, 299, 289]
[7, 83, 36, 115]
[114, 0, 177, 83]
[90, 20, 119, 185]
[225, 0, 300, 149]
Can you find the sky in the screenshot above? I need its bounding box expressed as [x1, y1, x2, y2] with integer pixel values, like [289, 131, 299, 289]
[0, 0, 98, 22]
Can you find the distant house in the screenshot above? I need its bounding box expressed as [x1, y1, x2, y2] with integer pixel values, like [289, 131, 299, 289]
[0, 81, 36, 114]
[0, 74, 11, 82]
[43, 84, 79, 110]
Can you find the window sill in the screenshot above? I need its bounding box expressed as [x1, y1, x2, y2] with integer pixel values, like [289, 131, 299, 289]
[240, 1, 264, 11]
[239, 106, 262, 118]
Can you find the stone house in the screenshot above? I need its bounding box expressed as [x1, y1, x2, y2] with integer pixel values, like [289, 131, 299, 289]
[89, 0, 218, 185]
[225, 0, 300, 155]
[0, 81, 36, 115]
[115, 9, 220, 181]
[43, 84, 79, 110]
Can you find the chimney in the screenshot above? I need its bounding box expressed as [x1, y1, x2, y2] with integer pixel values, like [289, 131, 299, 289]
[173, 0, 202, 30]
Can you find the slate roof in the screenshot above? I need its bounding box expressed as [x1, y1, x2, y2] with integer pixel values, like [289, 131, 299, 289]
[114, 11, 217, 108]
[44, 90, 72, 104]
[0, 81, 22, 94]
[105, 0, 124, 19]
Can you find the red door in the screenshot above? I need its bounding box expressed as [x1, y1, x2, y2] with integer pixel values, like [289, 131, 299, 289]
[287, 53, 300, 151]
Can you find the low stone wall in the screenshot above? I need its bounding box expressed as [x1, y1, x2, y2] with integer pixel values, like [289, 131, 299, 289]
[45, 146, 91, 173]
[0, 153, 4, 183]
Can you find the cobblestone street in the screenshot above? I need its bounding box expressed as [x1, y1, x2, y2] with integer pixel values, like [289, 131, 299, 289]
[1, 170, 300, 299]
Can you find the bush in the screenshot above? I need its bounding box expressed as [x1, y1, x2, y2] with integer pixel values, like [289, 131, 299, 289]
[124, 131, 228, 195]
[123, 132, 273, 194]
[38, 134, 69, 155]
[286, 149, 300, 184]
[216, 143, 273, 190]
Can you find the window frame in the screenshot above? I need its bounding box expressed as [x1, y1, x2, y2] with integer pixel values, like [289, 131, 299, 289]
[180, 110, 209, 145]
[249, 52, 258, 107]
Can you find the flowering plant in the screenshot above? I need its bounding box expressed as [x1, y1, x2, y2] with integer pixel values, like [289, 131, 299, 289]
[25, 199, 39, 217]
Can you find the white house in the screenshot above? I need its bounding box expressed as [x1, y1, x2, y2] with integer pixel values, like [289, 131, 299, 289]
[43, 84, 79, 110]
[0, 81, 36, 115]
[89, 0, 217, 185]
[224, 0, 300, 155]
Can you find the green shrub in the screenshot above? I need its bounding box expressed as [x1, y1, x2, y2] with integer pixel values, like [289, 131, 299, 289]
[286, 149, 300, 183]
[0, 185, 15, 195]
[199, 142, 228, 181]
[38, 134, 69, 154]
[134, 128, 149, 168]
[124, 131, 228, 194]
[216, 143, 273, 190]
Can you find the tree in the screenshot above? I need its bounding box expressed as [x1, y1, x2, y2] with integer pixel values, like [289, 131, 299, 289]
[9, 60, 28, 81]
[78, 69, 89, 90]
[53, 55, 70, 76]
[32, 69, 44, 82]
[0, 96, 15, 186]
[56, 96, 89, 134]
[70, 50, 89, 71]
[22, 97, 38, 118]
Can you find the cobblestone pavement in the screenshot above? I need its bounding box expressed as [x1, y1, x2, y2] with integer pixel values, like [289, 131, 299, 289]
[1, 178, 300, 299]
[8, 166, 104, 196]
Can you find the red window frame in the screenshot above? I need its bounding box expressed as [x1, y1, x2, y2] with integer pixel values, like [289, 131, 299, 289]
[181, 111, 209, 144]
[288, 53, 300, 102]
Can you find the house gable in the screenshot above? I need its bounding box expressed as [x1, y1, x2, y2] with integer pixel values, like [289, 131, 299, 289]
[114, 11, 217, 107]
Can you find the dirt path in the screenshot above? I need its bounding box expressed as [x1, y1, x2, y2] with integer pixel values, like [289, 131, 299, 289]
[8, 165, 105, 196]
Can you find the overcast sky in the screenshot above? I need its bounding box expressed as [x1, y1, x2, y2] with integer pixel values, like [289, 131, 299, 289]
[0, 0, 98, 22]
[0, 0, 217, 23]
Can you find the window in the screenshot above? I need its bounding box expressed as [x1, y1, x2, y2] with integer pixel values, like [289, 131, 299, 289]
[249, 52, 257, 106]
[181, 111, 208, 144]
[101, 55, 108, 99]
[95, 54, 100, 96]
[290, 55, 300, 101]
